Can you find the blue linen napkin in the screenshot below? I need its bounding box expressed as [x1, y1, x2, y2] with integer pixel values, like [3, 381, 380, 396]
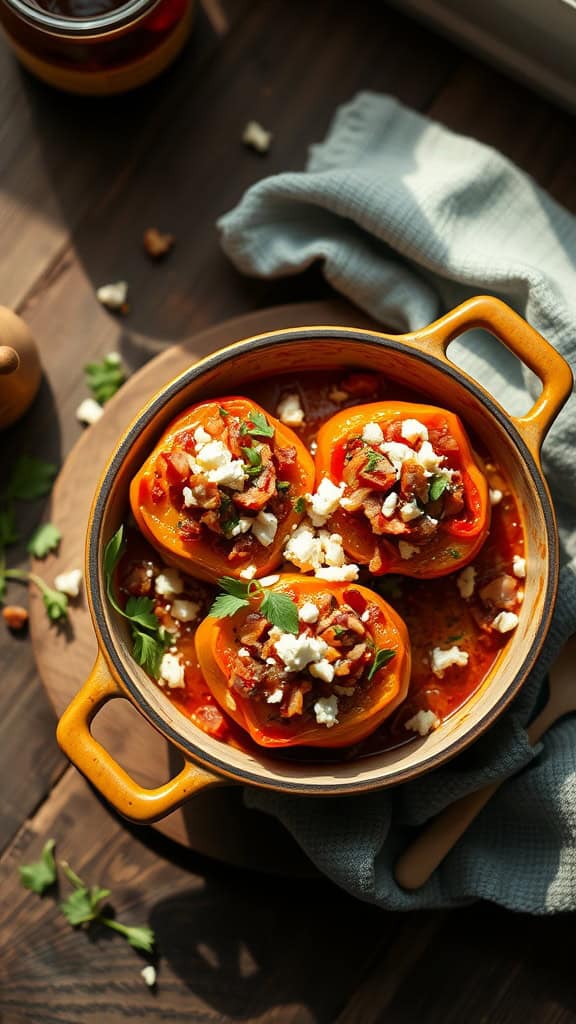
[218, 93, 576, 912]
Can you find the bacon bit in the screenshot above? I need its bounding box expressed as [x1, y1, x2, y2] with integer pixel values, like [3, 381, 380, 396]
[400, 461, 429, 505]
[334, 660, 351, 677]
[339, 372, 379, 397]
[479, 574, 517, 611]
[151, 480, 166, 504]
[429, 426, 458, 452]
[343, 588, 367, 616]
[343, 450, 371, 486]
[123, 560, 156, 597]
[205, 415, 225, 438]
[163, 450, 190, 484]
[2, 605, 28, 630]
[443, 482, 465, 517]
[274, 445, 297, 473]
[363, 495, 401, 536]
[240, 613, 269, 645]
[188, 478, 221, 510]
[359, 457, 396, 490]
[227, 532, 257, 563]
[347, 642, 367, 662]
[408, 516, 439, 542]
[143, 227, 175, 259]
[178, 518, 202, 542]
[225, 417, 246, 459]
[341, 486, 373, 511]
[200, 510, 224, 535]
[281, 684, 311, 718]
[233, 450, 276, 511]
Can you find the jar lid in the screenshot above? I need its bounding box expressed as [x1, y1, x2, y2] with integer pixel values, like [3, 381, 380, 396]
[3, 0, 159, 36]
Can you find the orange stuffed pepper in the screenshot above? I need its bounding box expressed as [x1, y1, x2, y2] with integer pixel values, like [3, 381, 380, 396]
[130, 398, 315, 583]
[314, 402, 490, 577]
[195, 574, 411, 748]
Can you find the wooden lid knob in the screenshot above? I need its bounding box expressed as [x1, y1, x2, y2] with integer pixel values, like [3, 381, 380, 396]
[0, 346, 20, 375]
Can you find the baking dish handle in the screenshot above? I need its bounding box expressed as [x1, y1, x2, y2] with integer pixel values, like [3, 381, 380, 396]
[410, 295, 573, 460]
[57, 655, 225, 823]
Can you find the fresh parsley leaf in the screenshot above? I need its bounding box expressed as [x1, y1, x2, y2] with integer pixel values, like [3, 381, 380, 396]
[333, 625, 347, 638]
[294, 496, 306, 515]
[449, 548, 461, 560]
[7, 456, 58, 501]
[42, 586, 69, 622]
[429, 476, 448, 502]
[246, 410, 274, 438]
[208, 593, 250, 619]
[276, 480, 290, 493]
[241, 446, 262, 477]
[260, 591, 299, 635]
[125, 595, 158, 631]
[84, 353, 125, 405]
[218, 406, 229, 418]
[132, 629, 167, 677]
[60, 885, 111, 926]
[367, 647, 396, 681]
[19, 839, 57, 894]
[0, 505, 19, 548]
[217, 576, 251, 599]
[219, 496, 240, 538]
[104, 525, 124, 580]
[101, 919, 155, 952]
[364, 448, 382, 472]
[27, 523, 62, 559]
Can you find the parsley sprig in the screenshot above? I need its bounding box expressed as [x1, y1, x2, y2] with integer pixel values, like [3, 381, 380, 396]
[429, 475, 448, 501]
[19, 840, 155, 953]
[241, 446, 263, 477]
[84, 353, 126, 405]
[366, 647, 396, 681]
[104, 526, 171, 676]
[239, 409, 275, 439]
[209, 576, 299, 635]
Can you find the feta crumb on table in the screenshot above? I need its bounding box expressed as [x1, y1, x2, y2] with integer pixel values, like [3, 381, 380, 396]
[242, 120, 273, 153]
[276, 392, 305, 426]
[141, 965, 157, 988]
[492, 611, 519, 633]
[54, 569, 83, 598]
[313, 695, 339, 728]
[96, 281, 128, 311]
[75, 397, 103, 426]
[405, 709, 440, 736]
[430, 645, 469, 678]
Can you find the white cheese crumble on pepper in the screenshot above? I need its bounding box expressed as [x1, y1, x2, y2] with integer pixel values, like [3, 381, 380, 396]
[306, 478, 345, 526]
[313, 695, 339, 728]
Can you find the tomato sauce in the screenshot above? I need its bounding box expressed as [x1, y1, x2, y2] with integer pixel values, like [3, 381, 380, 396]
[118, 369, 525, 761]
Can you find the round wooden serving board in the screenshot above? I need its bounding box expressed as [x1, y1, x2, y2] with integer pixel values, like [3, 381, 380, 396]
[29, 300, 378, 873]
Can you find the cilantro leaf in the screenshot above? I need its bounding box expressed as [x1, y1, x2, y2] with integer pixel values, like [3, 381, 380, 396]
[132, 629, 167, 677]
[125, 595, 158, 631]
[294, 496, 306, 515]
[367, 647, 396, 681]
[364, 448, 382, 472]
[42, 586, 69, 622]
[245, 410, 274, 438]
[208, 593, 250, 619]
[27, 523, 62, 559]
[260, 591, 299, 635]
[101, 919, 155, 952]
[0, 505, 19, 548]
[429, 476, 448, 502]
[19, 839, 57, 894]
[241, 446, 262, 477]
[84, 353, 125, 405]
[7, 456, 58, 500]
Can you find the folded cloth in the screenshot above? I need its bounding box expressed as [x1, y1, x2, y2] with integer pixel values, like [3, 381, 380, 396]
[218, 93, 576, 912]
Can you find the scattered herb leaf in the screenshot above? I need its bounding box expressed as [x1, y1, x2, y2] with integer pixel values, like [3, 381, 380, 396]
[19, 839, 57, 894]
[241, 446, 262, 477]
[260, 590, 299, 635]
[449, 548, 461, 560]
[333, 625, 347, 638]
[294, 496, 306, 515]
[245, 409, 274, 438]
[276, 480, 291, 493]
[100, 919, 156, 953]
[218, 406, 229, 418]
[429, 476, 448, 502]
[40, 584, 69, 622]
[367, 647, 396, 681]
[27, 523, 62, 559]
[84, 353, 125, 405]
[0, 506, 19, 548]
[7, 456, 58, 501]
[209, 576, 299, 634]
[364, 448, 382, 472]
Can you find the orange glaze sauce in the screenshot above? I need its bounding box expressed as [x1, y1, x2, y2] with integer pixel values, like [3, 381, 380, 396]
[120, 369, 525, 761]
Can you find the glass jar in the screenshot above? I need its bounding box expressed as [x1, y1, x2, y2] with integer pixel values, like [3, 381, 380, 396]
[0, 0, 195, 95]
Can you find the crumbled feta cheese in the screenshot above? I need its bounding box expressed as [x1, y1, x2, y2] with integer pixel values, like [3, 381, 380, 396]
[314, 564, 359, 581]
[76, 397, 103, 426]
[298, 601, 319, 624]
[171, 599, 200, 622]
[307, 478, 345, 526]
[489, 488, 503, 506]
[230, 517, 252, 537]
[182, 486, 198, 508]
[319, 531, 345, 567]
[283, 522, 323, 572]
[155, 569, 183, 596]
[362, 421, 384, 445]
[398, 541, 419, 560]
[96, 280, 128, 310]
[237, 647, 250, 658]
[242, 120, 272, 153]
[210, 459, 246, 490]
[141, 965, 157, 988]
[195, 440, 231, 471]
[430, 645, 469, 678]
[276, 392, 304, 426]
[240, 564, 257, 579]
[380, 442, 414, 471]
[259, 574, 280, 586]
[416, 441, 444, 474]
[267, 688, 284, 704]
[457, 565, 476, 599]
[382, 491, 398, 517]
[252, 510, 278, 547]
[309, 658, 335, 683]
[54, 569, 82, 598]
[405, 709, 440, 736]
[313, 695, 339, 728]
[401, 419, 429, 444]
[309, 439, 318, 455]
[512, 555, 526, 579]
[361, 610, 370, 622]
[400, 500, 422, 523]
[274, 632, 328, 672]
[194, 425, 212, 446]
[159, 652, 185, 688]
[492, 611, 519, 633]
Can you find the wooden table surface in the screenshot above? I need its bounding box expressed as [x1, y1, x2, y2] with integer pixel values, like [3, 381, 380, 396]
[1, 2, 576, 1021]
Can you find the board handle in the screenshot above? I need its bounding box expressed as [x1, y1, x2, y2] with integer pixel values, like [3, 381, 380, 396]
[57, 655, 224, 823]
[408, 295, 573, 461]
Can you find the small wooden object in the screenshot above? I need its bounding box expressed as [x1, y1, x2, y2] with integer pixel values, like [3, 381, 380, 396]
[0, 307, 41, 428]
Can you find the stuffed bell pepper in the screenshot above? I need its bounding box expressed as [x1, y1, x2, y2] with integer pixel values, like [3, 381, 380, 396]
[130, 398, 315, 583]
[314, 401, 490, 577]
[195, 574, 411, 748]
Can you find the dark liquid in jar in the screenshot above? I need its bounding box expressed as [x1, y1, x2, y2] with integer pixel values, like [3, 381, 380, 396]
[26, 0, 123, 16]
